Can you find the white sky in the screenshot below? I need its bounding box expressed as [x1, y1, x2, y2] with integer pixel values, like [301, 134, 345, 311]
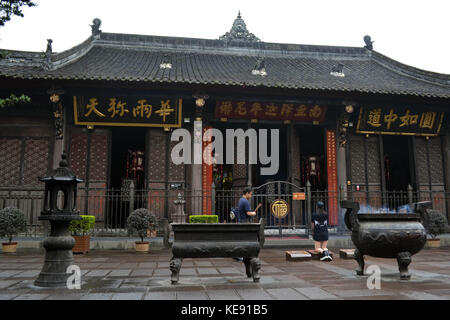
[0, 0, 449, 74]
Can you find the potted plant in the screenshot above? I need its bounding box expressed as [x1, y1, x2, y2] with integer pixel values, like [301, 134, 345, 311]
[0, 207, 27, 253]
[127, 208, 156, 253]
[425, 210, 447, 248]
[69, 215, 95, 254]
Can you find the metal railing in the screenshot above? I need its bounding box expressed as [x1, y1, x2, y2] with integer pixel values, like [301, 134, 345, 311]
[1, 186, 448, 238]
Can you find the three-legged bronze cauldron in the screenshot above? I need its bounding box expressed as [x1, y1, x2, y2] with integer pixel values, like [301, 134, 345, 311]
[341, 200, 430, 280]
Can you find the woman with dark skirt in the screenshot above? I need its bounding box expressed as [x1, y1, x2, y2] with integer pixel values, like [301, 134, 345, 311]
[311, 201, 332, 261]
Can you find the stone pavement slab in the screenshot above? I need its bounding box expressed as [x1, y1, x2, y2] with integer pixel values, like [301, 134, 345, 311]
[205, 289, 241, 300]
[45, 293, 85, 300]
[197, 268, 219, 275]
[108, 269, 132, 277]
[111, 292, 145, 300]
[236, 288, 273, 300]
[84, 270, 111, 277]
[130, 269, 152, 276]
[81, 293, 113, 300]
[13, 293, 49, 300]
[1, 248, 450, 300]
[144, 291, 176, 300]
[293, 287, 339, 300]
[0, 293, 19, 300]
[0, 280, 20, 289]
[266, 288, 309, 300]
[0, 271, 22, 278]
[176, 291, 209, 300]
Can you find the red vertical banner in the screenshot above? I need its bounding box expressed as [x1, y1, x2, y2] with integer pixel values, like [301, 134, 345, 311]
[202, 126, 213, 215]
[326, 130, 338, 225]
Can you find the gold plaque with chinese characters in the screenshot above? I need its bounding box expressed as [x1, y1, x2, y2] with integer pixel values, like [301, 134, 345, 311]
[73, 96, 182, 128]
[356, 106, 444, 136]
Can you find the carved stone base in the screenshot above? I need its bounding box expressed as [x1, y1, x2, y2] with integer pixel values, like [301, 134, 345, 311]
[249, 257, 261, 282]
[397, 251, 412, 280]
[243, 258, 252, 278]
[170, 257, 183, 284]
[354, 249, 365, 276]
[35, 221, 75, 287]
[242, 257, 261, 282]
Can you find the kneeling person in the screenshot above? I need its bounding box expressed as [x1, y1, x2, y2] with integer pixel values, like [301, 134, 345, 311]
[312, 201, 332, 261]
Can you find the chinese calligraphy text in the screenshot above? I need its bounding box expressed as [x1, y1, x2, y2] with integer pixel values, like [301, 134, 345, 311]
[215, 100, 327, 122]
[356, 106, 444, 136]
[74, 96, 182, 128]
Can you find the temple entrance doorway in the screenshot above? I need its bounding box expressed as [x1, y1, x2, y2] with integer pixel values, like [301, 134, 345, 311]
[107, 127, 147, 229]
[299, 126, 327, 191]
[382, 135, 415, 192]
[251, 123, 288, 187]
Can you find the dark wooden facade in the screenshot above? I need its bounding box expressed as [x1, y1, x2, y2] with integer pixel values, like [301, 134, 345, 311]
[1, 15, 449, 228]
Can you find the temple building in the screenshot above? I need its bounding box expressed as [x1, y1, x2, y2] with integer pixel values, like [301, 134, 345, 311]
[0, 13, 449, 234]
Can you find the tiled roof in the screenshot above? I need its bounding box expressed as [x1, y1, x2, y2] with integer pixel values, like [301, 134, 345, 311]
[1, 31, 450, 99]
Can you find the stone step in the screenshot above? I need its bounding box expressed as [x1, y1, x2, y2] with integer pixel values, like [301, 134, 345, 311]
[339, 249, 355, 259]
[285, 250, 312, 261]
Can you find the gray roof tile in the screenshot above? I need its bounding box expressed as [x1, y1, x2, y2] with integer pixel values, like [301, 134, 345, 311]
[0, 32, 449, 98]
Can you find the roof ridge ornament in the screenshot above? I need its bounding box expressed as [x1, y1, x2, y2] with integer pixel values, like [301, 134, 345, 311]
[219, 11, 260, 43]
[160, 53, 172, 69]
[330, 63, 345, 77]
[91, 18, 102, 38]
[42, 39, 53, 71]
[364, 35, 374, 50]
[252, 57, 267, 76]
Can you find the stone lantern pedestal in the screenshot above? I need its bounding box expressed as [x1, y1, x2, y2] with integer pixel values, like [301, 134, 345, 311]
[35, 153, 83, 288]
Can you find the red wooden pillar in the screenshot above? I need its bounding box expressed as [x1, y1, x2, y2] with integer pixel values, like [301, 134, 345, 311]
[202, 126, 213, 215]
[326, 130, 338, 225]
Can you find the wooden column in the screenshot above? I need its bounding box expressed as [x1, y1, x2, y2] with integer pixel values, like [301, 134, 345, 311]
[191, 119, 203, 214]
[443, 129, 450, 221]
[52, 101, 65, 169]
[337, 139, 347, 229]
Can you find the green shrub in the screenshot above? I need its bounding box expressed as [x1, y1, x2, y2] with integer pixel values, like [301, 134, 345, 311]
[69, 215, 95, 236]
[189, 215, 219, 224]
[0, 94, 31, 108]
[0, 207, 27, 243]
[127, 208, 156, 242]
[426, 210, 448, 239]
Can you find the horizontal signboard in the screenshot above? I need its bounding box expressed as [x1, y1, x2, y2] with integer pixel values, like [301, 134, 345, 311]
[356, 106, 445, 136]
[73, 96, 182, 128]
[215, 100, 327, 122]
[292, 192, 306, 200]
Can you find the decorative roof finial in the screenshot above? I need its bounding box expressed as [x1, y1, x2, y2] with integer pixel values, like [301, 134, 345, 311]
[160, 53, 172, 69]
[364, 35, 374, 50]
[45, 39, 53, 54]
[91, 18, 102, 37]
[43, 39, 53, 70]
[330, 63, 345, 77]
[219, 11, 260, 43]
[252, 57, 267, 76]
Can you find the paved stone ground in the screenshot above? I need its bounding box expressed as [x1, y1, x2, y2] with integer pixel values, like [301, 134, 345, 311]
[0, 248, 449, 300]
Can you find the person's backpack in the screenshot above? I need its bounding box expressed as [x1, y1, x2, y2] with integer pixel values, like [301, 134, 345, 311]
[230, 207, 239, 221]
[314, 217, 328, 232]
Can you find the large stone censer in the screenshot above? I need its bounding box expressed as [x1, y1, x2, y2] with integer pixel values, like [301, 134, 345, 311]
[341, 200, 431, 280]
